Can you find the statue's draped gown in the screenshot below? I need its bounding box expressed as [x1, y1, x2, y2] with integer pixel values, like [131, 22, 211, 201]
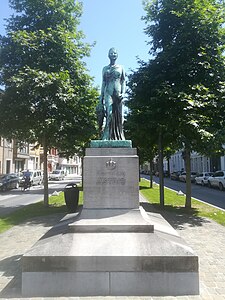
[102, 64, 125, 140]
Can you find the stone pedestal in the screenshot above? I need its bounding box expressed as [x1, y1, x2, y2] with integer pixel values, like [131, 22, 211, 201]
[22, 145, 199, 297]
[83, 148, 139, 209]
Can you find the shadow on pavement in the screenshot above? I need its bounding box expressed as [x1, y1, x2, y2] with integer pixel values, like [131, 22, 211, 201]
[25, 205, 83, 236]
[0, 210, 81, 298]
[0, 254, 22, 298]
[140, 201, 210, 230]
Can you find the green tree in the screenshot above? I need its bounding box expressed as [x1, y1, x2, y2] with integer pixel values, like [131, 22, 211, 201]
[127, 0, 225, 208]
[127, 60, 181, 207]
[124, 107, 158, 188]
[0, 0, 98, 206]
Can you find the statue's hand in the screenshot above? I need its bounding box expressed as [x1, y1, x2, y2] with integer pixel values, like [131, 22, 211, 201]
[96, 102, 105, 129]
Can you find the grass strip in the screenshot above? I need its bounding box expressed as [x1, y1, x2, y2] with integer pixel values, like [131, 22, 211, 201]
[1, 179, 224, 234]
[0, 188, 83, 234]
[140, 178, 225, 226]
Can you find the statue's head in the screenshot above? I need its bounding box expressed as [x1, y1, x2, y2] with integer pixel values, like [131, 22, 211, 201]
[108, 47, 118, 60]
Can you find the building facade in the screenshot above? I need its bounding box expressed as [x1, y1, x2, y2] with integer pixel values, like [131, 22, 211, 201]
[167, 151, 221, 174]
[0, 137, 14, 174]
[58, 155, 82, 175]
[13, 141, 30, 172]
[0, 138, 82, 176]
[140, 150, 225, 175]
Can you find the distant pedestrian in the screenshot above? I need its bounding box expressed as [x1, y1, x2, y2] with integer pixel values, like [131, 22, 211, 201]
[23, 169, 31, 190]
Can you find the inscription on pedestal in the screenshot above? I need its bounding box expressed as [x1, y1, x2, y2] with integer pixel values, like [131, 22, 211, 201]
[96, 170, 126, 186]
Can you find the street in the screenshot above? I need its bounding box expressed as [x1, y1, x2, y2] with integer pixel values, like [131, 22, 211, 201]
[142, 175, 225, 210]
[1, 174, 224, 218]
[0, 177, 81, 217]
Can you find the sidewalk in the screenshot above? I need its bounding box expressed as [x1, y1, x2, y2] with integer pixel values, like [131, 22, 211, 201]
[0, 197, 225, 300]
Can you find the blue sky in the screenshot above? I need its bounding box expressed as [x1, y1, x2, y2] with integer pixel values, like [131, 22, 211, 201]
[0, 0, 151, 88]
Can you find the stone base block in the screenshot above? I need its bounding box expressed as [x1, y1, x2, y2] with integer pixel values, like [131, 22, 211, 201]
[22, 272, 109, 297]
[22, 271, 199, 297]
[22, 209, 199, 297]
[68, 208, 154, 233]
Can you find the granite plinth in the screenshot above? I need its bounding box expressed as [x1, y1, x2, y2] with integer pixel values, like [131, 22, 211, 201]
[22, 210, 199, 297]
[68, 208, 154, 233]
[22, 146, 199, 297]
[90, 140, 132, 148]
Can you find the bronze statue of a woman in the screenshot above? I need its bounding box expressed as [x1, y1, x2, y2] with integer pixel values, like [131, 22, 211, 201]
[97, 48, 126, 140]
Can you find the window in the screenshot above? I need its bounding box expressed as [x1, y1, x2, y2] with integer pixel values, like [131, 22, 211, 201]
[215, 171, 223, 177]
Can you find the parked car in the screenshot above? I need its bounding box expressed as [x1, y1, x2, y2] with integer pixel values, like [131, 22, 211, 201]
[19, 170, 43, 187]
[208, 170, 225, 191]
[195, 172, 214, 186]
[179, 171, 198, 183]
[144, 170, 150, 175]
[49, 170, 65, 181]
[190, 172, 198, 182]
[0, 173, 19, 192]
[179, 172, 186, 182]
[170, 171, 182, 180]
[163, 170, 170, 177]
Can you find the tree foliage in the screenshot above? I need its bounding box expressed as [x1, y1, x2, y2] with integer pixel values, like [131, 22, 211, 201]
[0, 0, 99, 205]
[127, 0, 225, 208]
[0, 0, 98, 151]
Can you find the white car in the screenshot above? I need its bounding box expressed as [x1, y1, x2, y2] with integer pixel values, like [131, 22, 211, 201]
[179, 171, 198, 183]
[208, 171, 225, 191]
[195, 172, 214, 186]
[49, 170, 65, 181]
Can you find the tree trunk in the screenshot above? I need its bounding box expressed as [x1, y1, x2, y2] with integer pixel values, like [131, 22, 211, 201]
[158, 131, 164, 208]
[149, 160, 153, 188]
[43, 137, 49, 207]
[81, 156, 84, 190]
[185, 146, 192, 209]
[167, 157, 170, 176]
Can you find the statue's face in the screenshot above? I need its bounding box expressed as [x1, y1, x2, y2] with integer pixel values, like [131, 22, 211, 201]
[108, 48, 118, 60]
